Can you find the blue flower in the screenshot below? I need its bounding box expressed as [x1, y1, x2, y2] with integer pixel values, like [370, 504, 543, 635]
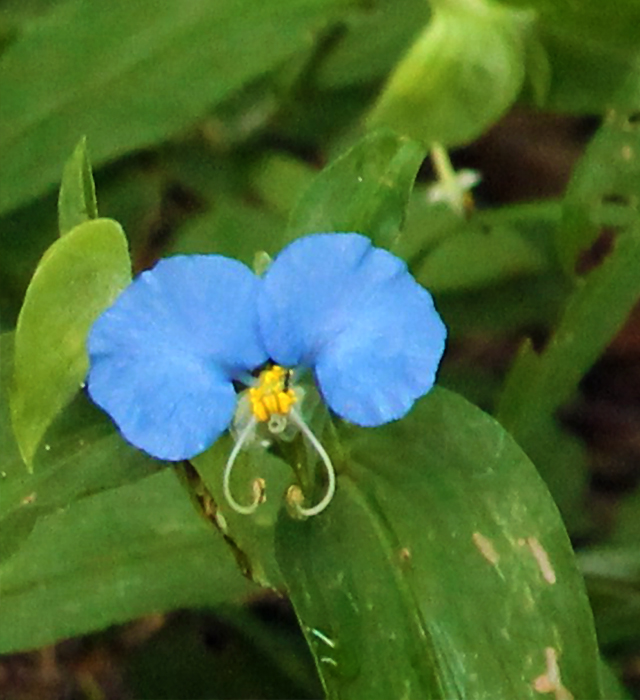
[87, 233, 446, 515]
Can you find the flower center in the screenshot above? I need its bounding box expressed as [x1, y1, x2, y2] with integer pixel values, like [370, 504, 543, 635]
[225, 364, 335, 519]
[248, 365, 297, 423]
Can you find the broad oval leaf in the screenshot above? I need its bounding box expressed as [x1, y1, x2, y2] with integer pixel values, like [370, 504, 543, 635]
[277, 388, 602, 699]
[11, 218, 131, 468]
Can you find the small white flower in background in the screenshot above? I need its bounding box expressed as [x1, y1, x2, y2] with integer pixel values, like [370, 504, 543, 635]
[427, 144, 481, 216]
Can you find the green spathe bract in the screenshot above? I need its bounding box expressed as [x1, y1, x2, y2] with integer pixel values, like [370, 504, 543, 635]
[368, 0, 532, 147]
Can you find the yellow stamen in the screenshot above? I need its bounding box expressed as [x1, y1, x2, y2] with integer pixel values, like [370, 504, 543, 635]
[249, 365, 296, 422]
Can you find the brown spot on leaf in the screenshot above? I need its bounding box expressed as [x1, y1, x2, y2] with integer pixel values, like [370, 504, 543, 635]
[472, 532, 499, 565]
[533, 647, 574, 700]
[526, 537, 556, 584]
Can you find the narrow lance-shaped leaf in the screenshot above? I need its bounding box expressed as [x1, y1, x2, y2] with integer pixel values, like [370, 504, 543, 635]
[277, 389, 602, 699]
[497, 218, 640, 503]
[10, 218, 131, 469]
[0, 0, 352, 216]
[416, 222, 547, 293]
[557, 68, 640, 272]
[58, 136, 98, 236]
[0, 469, 256, 653]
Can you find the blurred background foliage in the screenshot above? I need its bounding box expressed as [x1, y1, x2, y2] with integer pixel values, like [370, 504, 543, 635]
[3, 0, 640, 697]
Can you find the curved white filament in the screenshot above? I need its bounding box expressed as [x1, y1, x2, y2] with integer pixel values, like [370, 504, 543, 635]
[223, 416, 261, 515]
[288, 409, 336, 517]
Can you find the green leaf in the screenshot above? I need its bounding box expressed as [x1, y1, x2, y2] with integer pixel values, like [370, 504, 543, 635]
[580, 544, 640, 650]
[500, 0, 640, 112]
[286, 129, 426, 251]
[416, 222, 547, 292]
[597, 660, 633, 700]
[0, 0, 351, 216]
[580, 486, 640, 655]
[407, 200, 569, 338]
[557, 68, 640, 271]
[170, 193, 286, 267]
[499, 0, 640, 52]
[125, 608, 321, 700]
[0, 332, 157, 562]
[368, 0, 531, 147]
[0, 391, 161, 563]
[316, 0, 430, 89]
[277, 389, 602, 699]
[188, 437, 293, 589]
[539, 25, 639, 114]
[436, 273, 570, 337]
[497, 223, 640, 511]
[0, 469, 255, 653]
[10, 218, 131, 468]
[251, 152, 317, 220]
[521, 29, 551, 106]
[0, 335, 23, 479]
[57, 136, 98, 237]
[0, 332, 253, 652]
[396, 191, 467, 264]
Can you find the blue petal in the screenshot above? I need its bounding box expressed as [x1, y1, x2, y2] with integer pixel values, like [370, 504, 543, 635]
[259, 233, 446, 426]
[88, 255, 267, 459]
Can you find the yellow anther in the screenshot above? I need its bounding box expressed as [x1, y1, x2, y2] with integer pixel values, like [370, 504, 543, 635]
[249, 365, 296, 423]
